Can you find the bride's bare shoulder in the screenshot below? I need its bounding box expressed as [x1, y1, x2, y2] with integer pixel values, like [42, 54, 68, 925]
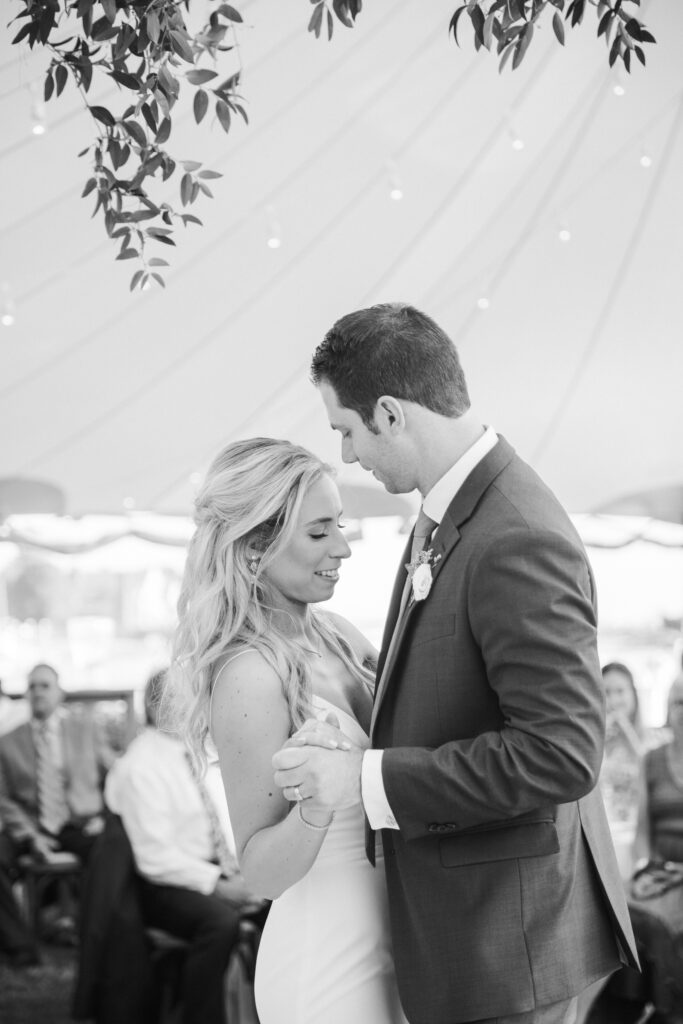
[211, 649, 288, 735]
[322, 611, 378, 667]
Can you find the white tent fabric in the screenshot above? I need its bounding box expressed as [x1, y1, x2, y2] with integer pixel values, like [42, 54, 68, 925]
[1, 0, 682, 517]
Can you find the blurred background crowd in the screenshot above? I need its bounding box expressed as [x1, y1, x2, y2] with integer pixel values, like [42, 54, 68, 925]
[0, 516, 683, 1023]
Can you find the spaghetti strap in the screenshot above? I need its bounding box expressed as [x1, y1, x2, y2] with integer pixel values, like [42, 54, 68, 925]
[209, 649, 256, 732]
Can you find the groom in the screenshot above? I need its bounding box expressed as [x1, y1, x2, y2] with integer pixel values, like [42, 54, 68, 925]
[273, 303, 638, 1024]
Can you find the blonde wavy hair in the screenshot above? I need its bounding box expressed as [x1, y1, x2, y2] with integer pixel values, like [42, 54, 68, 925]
[167, 437, 373, 771]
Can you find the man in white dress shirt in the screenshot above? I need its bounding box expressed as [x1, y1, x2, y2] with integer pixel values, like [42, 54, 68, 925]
[105, 669, 263, 1024]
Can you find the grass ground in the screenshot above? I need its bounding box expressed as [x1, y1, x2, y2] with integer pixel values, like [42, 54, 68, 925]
[0, 945, 79, 1024]
[0, 945, 659, 1024]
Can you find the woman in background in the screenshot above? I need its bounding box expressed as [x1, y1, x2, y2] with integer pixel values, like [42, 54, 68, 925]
[600, 662, 645, 879]
[628, 678, 683, 1024]
[634, 676, 683, 866]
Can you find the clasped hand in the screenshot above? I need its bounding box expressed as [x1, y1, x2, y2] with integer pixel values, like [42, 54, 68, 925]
[271, 713, 363, 812]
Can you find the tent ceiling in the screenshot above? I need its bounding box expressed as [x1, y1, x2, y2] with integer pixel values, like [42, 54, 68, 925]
[1, 0, 682, 518]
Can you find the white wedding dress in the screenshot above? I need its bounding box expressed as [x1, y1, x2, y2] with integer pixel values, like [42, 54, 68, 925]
[254, 695, 408, 1024]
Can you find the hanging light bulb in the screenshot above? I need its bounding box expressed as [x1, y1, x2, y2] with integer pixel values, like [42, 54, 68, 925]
[505, 119, 525, 151]
[476, 296, 490, 311]
[558, 225, 571, 243]
[266, 206, 282, 249]
[639, 151, 652, 169]
[1, 283, 15, 327]
[31, 97, 47, 136]
[612, 77, 625, 97]
[123, 496, 136, 510]
[386, 159, 404, 201]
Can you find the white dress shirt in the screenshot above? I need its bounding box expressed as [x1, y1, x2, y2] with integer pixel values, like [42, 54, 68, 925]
[361, 426, 498, 830]
[105, 727, 233, 894]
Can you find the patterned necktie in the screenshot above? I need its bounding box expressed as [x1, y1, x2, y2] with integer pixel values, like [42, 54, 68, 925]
[186, 754, 238, 878]
[410, 507, 437, 563]
[399, 507, 437, 615]
[35, 722, 69, 837]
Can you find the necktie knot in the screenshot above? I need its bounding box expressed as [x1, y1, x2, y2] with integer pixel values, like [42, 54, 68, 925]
[413, 508, 436, 541]
[410, 508, 437, 563]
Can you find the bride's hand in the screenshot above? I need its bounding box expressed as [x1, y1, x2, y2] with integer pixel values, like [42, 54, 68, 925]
[272, 712, 364, 811]
[285, 712, 352, 752]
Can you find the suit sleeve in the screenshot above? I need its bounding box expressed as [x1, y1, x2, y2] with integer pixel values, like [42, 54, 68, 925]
[381, 526, 606, 841]
[0, 747, 41, 844]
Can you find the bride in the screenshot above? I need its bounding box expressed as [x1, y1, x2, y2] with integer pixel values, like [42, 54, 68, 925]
[170, 437, 408, 1024]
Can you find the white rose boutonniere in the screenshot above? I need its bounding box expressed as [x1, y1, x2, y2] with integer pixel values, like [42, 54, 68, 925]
[405, 548, 442, 603]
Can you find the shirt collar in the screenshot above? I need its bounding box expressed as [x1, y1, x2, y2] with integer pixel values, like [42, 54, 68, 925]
[31, 707, 64, 738]
[422, 426, 498, 525]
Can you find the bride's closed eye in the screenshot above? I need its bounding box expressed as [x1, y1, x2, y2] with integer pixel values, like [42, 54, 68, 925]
[309, 521, 346, 539]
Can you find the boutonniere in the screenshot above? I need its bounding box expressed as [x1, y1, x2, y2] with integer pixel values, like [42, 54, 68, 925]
[405, 549, 442, 602]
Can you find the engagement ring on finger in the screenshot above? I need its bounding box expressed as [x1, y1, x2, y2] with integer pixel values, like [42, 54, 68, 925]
[293, 785, 303, 802]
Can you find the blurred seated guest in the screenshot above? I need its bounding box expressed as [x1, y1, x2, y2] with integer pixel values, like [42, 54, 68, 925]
[600, 662, 645, 880]
[0, 676, 30, 737]
[0, 663, 110, 870]
[574, 662, 648, 1022]
[105, 669, 264, 1024]
[634, 676, 683, 866]
[626, 677, 683, 1024]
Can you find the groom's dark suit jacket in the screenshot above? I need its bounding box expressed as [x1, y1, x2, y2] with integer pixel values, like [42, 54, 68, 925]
[372, 437, 638, 1024]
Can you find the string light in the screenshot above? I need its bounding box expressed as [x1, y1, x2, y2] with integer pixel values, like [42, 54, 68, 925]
[123, 496, 135, 510]
[266, 206, 282, 249]
[1, 283, 15, 327]
[639, 151, 652, 169]
[31, 96, 47, 136]
[558, 225, 571, 243]
[613, 78, 625, 98]
[386, 159, 404, 201]
[506, 120, 525, 151]
[476, 296, 490, 311]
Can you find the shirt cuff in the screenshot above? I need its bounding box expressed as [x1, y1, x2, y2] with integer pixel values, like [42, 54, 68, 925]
[189, 861, 223, 896]
[361, 749, 399, 830]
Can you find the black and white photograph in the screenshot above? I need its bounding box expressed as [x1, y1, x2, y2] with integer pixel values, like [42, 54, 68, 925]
[1, 2, 683, 1023]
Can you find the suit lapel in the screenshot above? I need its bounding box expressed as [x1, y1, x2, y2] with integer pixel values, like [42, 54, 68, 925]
[371, 437, 516, 740]
[370, 516, 463, 738]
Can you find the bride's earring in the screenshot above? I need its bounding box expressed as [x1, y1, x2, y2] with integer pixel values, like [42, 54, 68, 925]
[248, 557, 260, 575]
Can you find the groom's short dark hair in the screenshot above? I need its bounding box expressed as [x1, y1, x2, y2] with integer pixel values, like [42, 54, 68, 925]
[311, 303, 470, 428]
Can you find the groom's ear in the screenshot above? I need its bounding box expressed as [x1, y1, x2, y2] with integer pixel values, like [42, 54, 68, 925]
[376, 396, 405, 433]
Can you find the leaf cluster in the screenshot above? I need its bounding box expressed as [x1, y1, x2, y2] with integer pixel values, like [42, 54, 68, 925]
[10, 0, 656, 290]
[307, 0, 363, 41]
[449, 0, 655, 73]
[11, 0, 246, 289]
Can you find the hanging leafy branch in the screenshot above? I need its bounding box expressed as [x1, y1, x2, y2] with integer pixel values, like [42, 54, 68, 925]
[449, 0, 655, 74]
[9, 0, 363, 289]
[9, 0, 654, 288]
